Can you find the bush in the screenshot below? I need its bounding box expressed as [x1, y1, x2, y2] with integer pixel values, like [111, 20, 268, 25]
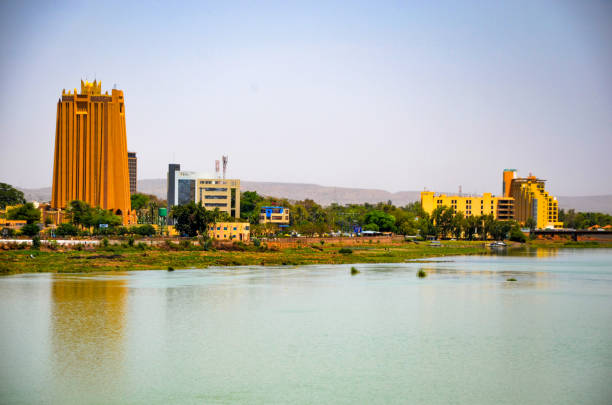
[102, 237, 109, 247]
[350, 266, 359, 275]
[127, 236, 135, 247]
[1, 227, 16, 238]
[252, 238, 261, 247]
[46, 240, 59, 251]
[179, 240, 191, 250]
[32, 235, 41, 250]
[339, 247, 353, 254]
[232, 241, 247, 251]
[55, 223, 79, 237]
[134, 224, 156, 237]
[198, 236, 212, 251]
[509, 229, 527, 243]
[21, 223, 40, 237]
[417, 269, 427, 278]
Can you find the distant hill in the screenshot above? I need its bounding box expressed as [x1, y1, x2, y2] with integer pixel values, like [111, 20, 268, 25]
[17, 179, 612, 214]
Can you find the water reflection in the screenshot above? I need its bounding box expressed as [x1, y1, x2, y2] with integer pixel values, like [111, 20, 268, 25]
[50, 275, 127, 399]
[487, 247, 559, 258]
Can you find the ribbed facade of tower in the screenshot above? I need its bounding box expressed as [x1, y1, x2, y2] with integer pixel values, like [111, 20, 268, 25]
[51, 80, 133, 224]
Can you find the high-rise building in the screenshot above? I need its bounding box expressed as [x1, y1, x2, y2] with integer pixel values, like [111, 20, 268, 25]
[127, 152, 137, 195]
[503, 169, 516, 198]
[507, 173, 562, 229]
[51, 80, 134, 224]
[167, 163, 181, 211]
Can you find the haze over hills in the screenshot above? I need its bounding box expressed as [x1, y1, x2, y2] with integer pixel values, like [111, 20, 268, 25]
[15, 179, 612, 215]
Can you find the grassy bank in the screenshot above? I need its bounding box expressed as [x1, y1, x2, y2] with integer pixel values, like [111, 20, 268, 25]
[0, 241, 488, 274]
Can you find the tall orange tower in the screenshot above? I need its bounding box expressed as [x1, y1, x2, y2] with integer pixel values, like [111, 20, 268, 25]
[51, 80, 134, 224]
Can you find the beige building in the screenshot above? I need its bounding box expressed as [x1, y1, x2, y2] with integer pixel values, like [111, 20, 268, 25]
[208, 222, 250, 241]
[173, 172, 240, 219]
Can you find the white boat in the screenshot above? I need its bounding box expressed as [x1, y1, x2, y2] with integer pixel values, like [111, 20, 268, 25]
[488, 241, 507, 248]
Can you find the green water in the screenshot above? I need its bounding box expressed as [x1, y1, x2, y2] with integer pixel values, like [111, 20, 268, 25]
[1, 248, 611, 404]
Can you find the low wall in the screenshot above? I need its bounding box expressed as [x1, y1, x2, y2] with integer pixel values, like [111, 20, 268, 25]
[262, 235, 404, 249]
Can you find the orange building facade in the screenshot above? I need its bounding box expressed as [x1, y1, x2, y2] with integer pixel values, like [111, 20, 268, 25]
[51, 80, 135, 224]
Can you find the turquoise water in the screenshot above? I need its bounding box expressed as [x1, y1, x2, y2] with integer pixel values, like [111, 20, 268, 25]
[1, 248, 611, 404]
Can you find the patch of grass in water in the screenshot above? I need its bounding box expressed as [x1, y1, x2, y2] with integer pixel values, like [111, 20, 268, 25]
[417, 269, 427, 278]
[506, 277, 517, 282]
[350, 266, 360, 275]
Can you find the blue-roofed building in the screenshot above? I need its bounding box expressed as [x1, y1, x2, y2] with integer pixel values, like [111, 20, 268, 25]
[259, 206, 290, 226]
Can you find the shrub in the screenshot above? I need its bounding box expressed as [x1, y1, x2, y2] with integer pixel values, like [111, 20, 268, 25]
[21, 223, 40, 237]
[137, 242, 148, 250]
[198, 237, 212, 251]
[350, 266, 359, 275]
[509, 229, 527, 243]
[252, 238, 261, 247]
[127, 236, 135, 247]
[1, 227, 16, 238]
[32, 235, 41, 250]
[232, 241, 247, 251]
[134, 224, 156, 237]
[320, 240, 325, 246]
[417, 269, 427, 278]
[46, 240, 59, 251]
[339, 247, 353, 254]
[55, 223, 79, 237]
[179, 240, 191, 250]
[102, 237, 109, 247]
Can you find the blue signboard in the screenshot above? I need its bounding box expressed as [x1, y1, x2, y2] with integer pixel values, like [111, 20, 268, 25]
[353, 225, 362, 234]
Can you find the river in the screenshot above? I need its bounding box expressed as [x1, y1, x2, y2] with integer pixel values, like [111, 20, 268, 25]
[1, 248, 611, 404]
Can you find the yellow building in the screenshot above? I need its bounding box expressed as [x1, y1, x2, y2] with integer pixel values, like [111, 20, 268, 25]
[507, 174, 562, 229]
[259, 206, 290, 225]
[51, 80, 135, 225]
[208, 222, 250, 241]
[421, 191, 514, 220]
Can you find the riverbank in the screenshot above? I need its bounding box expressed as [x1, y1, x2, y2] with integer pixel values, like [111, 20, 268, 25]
[0, 241, 489, 274]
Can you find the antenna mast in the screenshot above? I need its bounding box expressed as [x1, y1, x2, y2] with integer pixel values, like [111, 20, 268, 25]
[222, 155, 228, 179]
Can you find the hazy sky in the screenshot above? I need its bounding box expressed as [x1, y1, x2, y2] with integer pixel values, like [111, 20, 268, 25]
[1, 0, 611, 196]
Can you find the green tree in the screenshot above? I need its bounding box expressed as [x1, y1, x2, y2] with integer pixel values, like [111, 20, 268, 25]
[130, 193, 150, 211]
[364, 210, 396, 232]
[451, 212, 465, 239]
[171, 202, 218, 237]
[20, 223, 40, 237]
[464, 215, 479, 240]
[363, 223, 380, 232]
[55, 223, 79, 237]
[525, 217, 536, 231]
[432, 206, 454, 238]
[0, 183, 26, 209]
[7, 203, 40, 224]
[240, 191, 264, 223]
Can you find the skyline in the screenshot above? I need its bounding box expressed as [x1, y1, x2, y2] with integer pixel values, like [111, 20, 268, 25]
[1, 1, 611, 196]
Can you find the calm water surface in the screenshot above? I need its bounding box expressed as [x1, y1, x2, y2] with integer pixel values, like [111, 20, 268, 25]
[1, 248, 611, 404]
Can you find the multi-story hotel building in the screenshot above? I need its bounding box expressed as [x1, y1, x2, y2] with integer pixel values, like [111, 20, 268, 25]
[51, 80, 134, 224]
[169, 171, 240, 219]
[421, 192, 514, 220]
[259, 206, 290, 225]
[127, 151, 137, 195]
[504, 169, 562, 229]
